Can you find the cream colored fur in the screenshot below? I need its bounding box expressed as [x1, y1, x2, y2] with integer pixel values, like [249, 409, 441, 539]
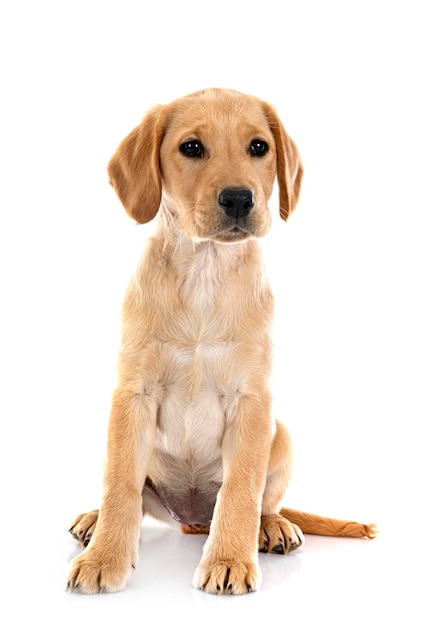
[67, 88, 376, 596]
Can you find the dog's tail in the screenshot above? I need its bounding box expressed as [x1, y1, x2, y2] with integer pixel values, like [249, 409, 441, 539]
[280, 507, 378, 539]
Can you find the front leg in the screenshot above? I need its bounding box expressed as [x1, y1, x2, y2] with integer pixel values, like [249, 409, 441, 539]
[193, 392, 272, 595]
[67, 388, 157, 593]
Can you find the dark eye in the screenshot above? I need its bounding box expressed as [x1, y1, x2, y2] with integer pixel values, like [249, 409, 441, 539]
[179, 140, 204, 158]
[249, 139, 269, 157]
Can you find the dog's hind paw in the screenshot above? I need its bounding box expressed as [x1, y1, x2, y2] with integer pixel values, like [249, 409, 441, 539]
[69, 510, 99, 548]
[259, 513, 304, 554]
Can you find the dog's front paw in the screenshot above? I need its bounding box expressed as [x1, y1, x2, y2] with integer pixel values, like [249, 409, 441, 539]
[259, 514, 304, 554]
[193, 558, 261, 595]
[66, 547, 132, 594]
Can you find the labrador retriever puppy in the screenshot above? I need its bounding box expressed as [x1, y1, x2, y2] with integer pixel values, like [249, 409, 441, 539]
[67, 88, 376, 595]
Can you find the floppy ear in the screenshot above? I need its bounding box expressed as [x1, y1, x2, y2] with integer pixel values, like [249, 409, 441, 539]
[262, 102, 304, 221]
[107, 104, 167, 223]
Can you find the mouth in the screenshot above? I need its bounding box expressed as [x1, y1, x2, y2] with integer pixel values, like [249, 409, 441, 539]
[212, 225, 254, 243]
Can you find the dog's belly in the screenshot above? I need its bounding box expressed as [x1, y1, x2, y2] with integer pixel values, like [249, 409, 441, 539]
[144, 474, 221, 526]
[147, 400, 224, 525]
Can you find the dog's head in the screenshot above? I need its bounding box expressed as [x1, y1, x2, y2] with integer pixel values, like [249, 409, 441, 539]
[108, 88, 303, 243]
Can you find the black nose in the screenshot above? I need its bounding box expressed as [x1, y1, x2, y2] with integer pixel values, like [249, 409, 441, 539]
[218, 187, 254, 219]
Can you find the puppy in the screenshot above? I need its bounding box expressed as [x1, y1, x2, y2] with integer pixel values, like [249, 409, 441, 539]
[67, 88, 376, 595]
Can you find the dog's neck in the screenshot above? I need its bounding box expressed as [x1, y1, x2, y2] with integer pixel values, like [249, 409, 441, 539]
[150, 206, 267, 309]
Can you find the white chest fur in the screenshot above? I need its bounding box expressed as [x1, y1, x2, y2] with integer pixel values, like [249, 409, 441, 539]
[123, 233, 273, 484]
[156, 242, 244, 463]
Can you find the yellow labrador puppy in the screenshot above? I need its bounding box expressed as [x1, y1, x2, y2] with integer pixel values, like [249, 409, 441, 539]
[67, 88, 376, 595]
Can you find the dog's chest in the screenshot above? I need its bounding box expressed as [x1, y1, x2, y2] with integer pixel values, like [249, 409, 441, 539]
[153, 248, 253, 459]
[156, 330, 238, 463]
[135, 239, 272, 469]
[164, 244, 247, 347]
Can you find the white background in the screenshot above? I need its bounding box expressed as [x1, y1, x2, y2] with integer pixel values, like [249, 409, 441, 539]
[1, 1, 444, 624]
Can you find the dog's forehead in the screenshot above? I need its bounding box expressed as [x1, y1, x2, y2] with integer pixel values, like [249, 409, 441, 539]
[166, 91, 271, 138]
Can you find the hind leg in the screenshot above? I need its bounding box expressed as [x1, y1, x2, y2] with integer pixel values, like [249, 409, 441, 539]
[69, 510, 99, 548]
[259, 421, 304, 554]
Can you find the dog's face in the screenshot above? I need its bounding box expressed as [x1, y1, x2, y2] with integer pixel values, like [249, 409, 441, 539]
[108, 89, 303, 239]
[159, 91, 277, 243]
